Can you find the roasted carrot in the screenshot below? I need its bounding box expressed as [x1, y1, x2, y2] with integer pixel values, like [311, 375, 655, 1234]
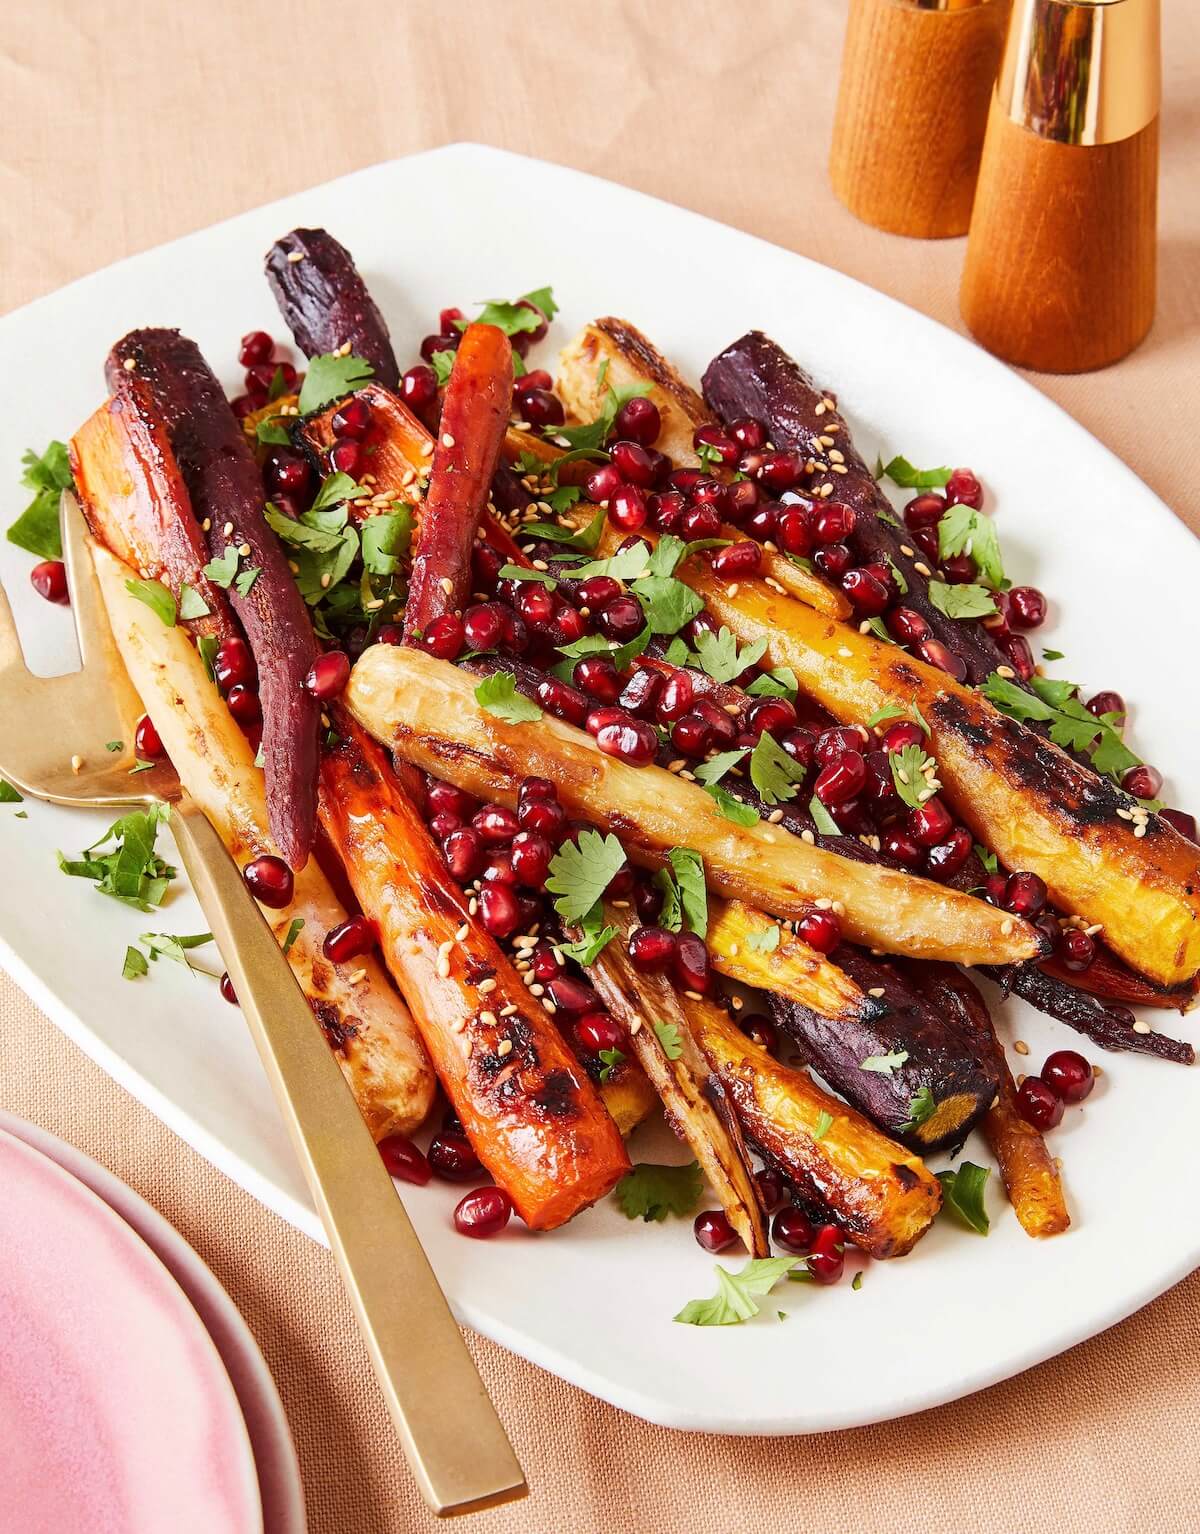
[403, 323, 513, 639]
[318, 714, 629, 1230]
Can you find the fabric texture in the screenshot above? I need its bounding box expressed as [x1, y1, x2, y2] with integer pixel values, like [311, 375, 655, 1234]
[2, 4, 1198, 1531]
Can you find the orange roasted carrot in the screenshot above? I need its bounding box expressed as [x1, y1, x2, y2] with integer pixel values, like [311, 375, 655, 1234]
[318, 714, 629, 1230]
[403, 322, 513, 638]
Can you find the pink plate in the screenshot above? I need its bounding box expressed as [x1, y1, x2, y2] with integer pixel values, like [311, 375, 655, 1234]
[0, 1125, 263, 1534]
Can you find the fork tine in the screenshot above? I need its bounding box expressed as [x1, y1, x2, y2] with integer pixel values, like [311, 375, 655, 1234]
[0, 576, 29, 676]
[61, 489, 122, 673]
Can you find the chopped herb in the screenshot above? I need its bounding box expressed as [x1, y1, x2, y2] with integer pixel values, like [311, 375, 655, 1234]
[927, 579, 997, 620]
[197, 635, 219, 682]
[866, 701, 930, 735]
[746, 667, 799, 701]
[746, 924, 781, 953]
[885, 557, 909, 595]
[202, 546, 240, 588]
[902, 1086, 937, 1132]
[546, 829, 627, 924]
[813, 1110, 834, 1141]
[615, 1160, 703, 1222]
[105, 741, 123, 753]
[122, 945, 149, 980]
[1043, 648, 1065, 662]
[937, 503, 1005, 590]
[431, 349, 456, 387]
[140, 931, 216, 974]
[129, 761, 156, 774]
[705, 785, 760, 826]
[674, 1256, 801, 1327]
[281, 917, 305, 957]
[455, 288, 558, 340]
[555, 376, 650, 452]
[882, 456, 952, 490]
[310, 471, 370, 513]
[692, 626, 769, 685]
[851, 1270, 863, 1291]
[937, 1162, 991, 1235]
[0, 780, 24, 804]
[8, 441, 74, 559]
[654, 867, 684, 933]
[125, 578, 177, 627]
[177, 583, 211, 621]
[474, 672, 543, 724]
[297, 352, 375, 414]
[361, 508, 413, 576]
[598, 1046, 626, 1083]
[233, 565, 260, 598]
[266, 365, 289, 403]
[981, 672, 1139, 781]
[863, 616, 894, 644]
[57, 804, 176, 911]
[808, 795, 841, 836]
[570, 541, 650, 583]
[557, 900, 617, 965]
[860, 1050, 909, 1074]
[890, 742, 938, 811]
[255, 417, 292, 447]
[632, 575, 705, 636]
[693, 748, 748, 788]
[497, 563, 558, 588]
[550, 624, 651, 682]
[667, 848, 707, 938]
[749, 732, 807, 806]
[974, 845, 1000, 875]
[654, 1021, 684, 1060]
[523, 505, 607, 554]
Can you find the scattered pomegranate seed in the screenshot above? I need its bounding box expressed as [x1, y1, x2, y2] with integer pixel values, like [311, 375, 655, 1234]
[239, 330, 274, 366]
[776, 505, 814, 556]
[1160, 807, 1198, 843]
[746, 698, 797, 739]
[420, 332, 459, 363]
[711, 541, 763, 579]
[1041, 1049, 1095, 1104]
[755, 1167, 786, 1212]
[940, 554, 976, 585]
[618, 667, 663, 719]
[596, 716, 658, 766]
[608, 483, 647, 533]
[741, 1014, 778, 1053]
[30, 560, 69, 605]
[548, 975, 599, 1015]
[1016, 1077, 1064, 1130]
[628, 926, 676, 972]
[926, 826, 973, 878]
[909, 796, 953, 847]
[520, 389, 565, 429]
[304, 649, 351, 700]
[813, 502, 855, 544]
[1004, 870, 1048, 919]
[814, 542, 854, 579]
[1122, 764, 1163, 800]
[610, 440, 658, 487]
[518, 797, 566, 839]
[944, 468, 983, 510]
[597, 596, 645, 642]
[1007, 585, 1047, 630]
[515, 369, 553, 396]
[420, 614, 465, 661]
[226, 684, 261, 726]
[478, 883, 521, 938]
[842, 567, 890, 615]
[323, 915, 376, 963]
[879, 720, 924, 754]
[428, 1128, 481, 1180]
[574, 1011, 623, 1053]
[329, 439, 362, 476]
[509, 831, 552, 888]
[772, 1206, 816, 1253]
[758, 450, 805, 493]
[1085, 690, 1126, 724]
[461, 602, 506, 653]
[1057, 926, 1095, 971]
[903, 493, 946, 530]
[694, 1209, 738, 1253]
[882, 827, 923, 867]
[673, 932, 711, 993]
[472, 805, 519, 845]
[797, 910, 841, 953]
[219, 972, 238, 1005]
[454, 1186, 513, 1239]
[243, 854, 294, 908]
[814, 750, 867, 807]
[888, 606, 931, 644]
[807, 1223, 846, 1284]
[530, 941, 560, 982]
[729, 417, 767, 452]
[134, 714, 165, 759]
[584, 463, 624, 505]
[918, 639, 969, 682]
[614, 395, 661, 446]
[331, 397, 371, 439]
[264, 448, 311, 499]
[692, 424, 739, 466]
[379, 1133, 431, 1185]
[400, 364, 438, 411]
[670, 712, 713, 758]
[682, 502, 723, 541]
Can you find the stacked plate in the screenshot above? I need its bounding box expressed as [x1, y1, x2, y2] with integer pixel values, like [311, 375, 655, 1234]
[0, 1111, 305, 1534]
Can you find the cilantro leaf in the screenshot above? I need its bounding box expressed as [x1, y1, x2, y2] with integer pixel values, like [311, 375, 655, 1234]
[674, 1257, 801, 1327]
[557, 901, 617, 965]
[866, 701, 930, 735]
[901, 1086, 937, 1132]
[361, 509, 413, 576]
[122, 945, 149, 980]
[667, 848, 708, 938]
[937, 1162, 991, 1234]
[808, 795, 841, 835]
[233, 566, 260, 598]
[614, 1160, 702, 1222]
[0, 780, 24, 804]
[203, 546, 241, 587]
[524, 505, 607, 554]
[431, 349, 456, 387]
[705, 785, 760, 826]
[890, 742, 938, 810]
[177, 582, 211, 621]
[297, 353, 375, 414]
[474, 672, 543, 724]
[124, 578, 177, 627]
[58, 804, 176, 911]
[8, 441, 74, 559]
[813, 1110, 834, 1141]
[749, 733, 807, 805]
[310, 471, 370, 514]
[860, 1050, 909, 1074]
[555, 378, 651, 452]
[746, 924, 780, 953]
[197, 635, 219, 682]
[882, 456, 952, 490]
[693, 749, 749, 787]
[692, 626, 769, 685]
[633, 576, 705, 636]
[598, 1047, 625, 1083]
[498, 563, 558, 588]
[654, 1021, 684, 1059]
[927, 579, 997, 620]
[746, 667, 798, 701]
[981, 672, 1140, 782]
[937, 503, 1005, 590]
[653, 867, 684, 933]
[570, 542, 651, 583]
[546, 829, 627, 924]
[975, 844, 999, 875]
[1043, 648, 1065, 662]
[550, 626, 650, 683]
[255, 417, 292, 446]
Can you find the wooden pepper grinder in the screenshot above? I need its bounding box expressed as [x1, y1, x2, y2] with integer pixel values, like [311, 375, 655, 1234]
[960, 0, 1160, 371]
[831, 0, 1012, 238]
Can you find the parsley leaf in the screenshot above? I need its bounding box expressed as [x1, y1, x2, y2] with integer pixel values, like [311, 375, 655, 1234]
[122, 945, 149, 980]
[57, 804, 176, 911]
[633, 576, 705, 636]
[981, 672, 1140, 781]
[310, 471, 370, 513]
[674, 1257, 801, 1327]
[866, 701, 930, 735]
[177, 583, 210, 621]
[197, 635, 219, 682]
[1043, 648, 1065, 662]
[203, 546, 240, 588]
[860, 1050, 909, 1074]
[0, 780, 24, 804]
[255, 416, 292, 447]
[359, 508, 413, 576]
[557, 900, 617, 965]
[431, 349, 456, 387]
[667, 848, 708, 938]
[750, 733, 807, 805]
[808, 795, 842, 836]
[570, 542, 651, 583]
[124, 578, 177, 627]
[882, 456, 952, 490]
[653, 867, 684, 933]
[937, 1162, 991, 1234]
[901, 1086, 937, 1132]
[813, 1110, 834, 1141]
[598, 1047, 626, 1083]
[654, 1021, 684, 1059]
[928, 579, 997, 620]
[524, 505, 607, 554]
[692, 626, 769, 685]
[555, 378, 651, 452]
[938, 503, 1005, 590]
[746, 924, 780, 953]
[546, 829, 627, 924]
[8, 441, 75, 559]
[705, 785, 760, 826]
[549, 625, 651, 682]
[297, 353, 375, 415]
[615, 1160, 702, 1222]
[890, 742, 938, 810]
[233, 566, 260, 598]
[975, 844, 1000, 874]
[140, 930, 216, 973]
[746, 667, 798, 701]
[498, 563, 558, 589]
[474, 672, 543, 724]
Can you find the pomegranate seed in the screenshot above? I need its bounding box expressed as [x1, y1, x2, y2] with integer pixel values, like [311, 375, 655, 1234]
[461, 602, 506, 653]
[940, 554, 976, 585]
[230, 395, 258, 421]
[429, 1131, 481, 1181]
[400, 365, 438, 411]
[813, 501, 856, 544]
[746, 503, 779, 542]
[671, 712, 713, 757]
[586, 705, 625, 738]
[814, 542, 853, 579]
[304, 649, 351, 700]
[746, 698, 798, 739]
[510, 831, 553, 887]
[652, 673, 692, 725]
[552, 606, 586, 645]
[614, 395, 661, 446]
[646, 490, 685, 531]
[264, 448, 311, 498]
[536, 676, 588, 726]
[693, 695, 737, 745]
[903, 493, 947, 530]
[913, 524, 942, 559]
[574, 1011, 623, 1053]
[243, 854, 294, 908]
[673, 932, 711, 993]
[584, 463, 625, 505]
[888, 606, 931, 644]
[842, 567, 890, 615]
[694, 1209, 737, 1253]
[918, 639, 968, 682]
[814, 750, 867, 806]
[454, 1184, 513, 1239]
[596, 717, 658, 766]
[1122, 764, 1162, 800]
[597, 595, 645, 642]
[618, 668, 663, 719]
[759, 450, 804, 493]
[741, 1014, 778, 1053]
[880, 720, 924, 753]
[1016, 1077, 1064, 1130]
[513, 582, 552, 628]
[515, 369, 553, 395]
[633, 880, 664, 925]
[134, 714, 165, 759]
[1161, 807, 1199, 843]
[689, 479, 728, 512]
[219, 972, 238, 1005]
[711, 540, 762, 579]
[692, 424, 739, 466]
[478, 883, 520, 938]
[547, 975, 598, 1015]
[470, 805, 517, 846]
[864, 749, 897, 809]
[1004, 870, 1048, 918]
[797, 910, 841, 953]
[724, 480, 761, 525]
[926, 826, 973, 878]
[729, 417, 767, 451]
[944, 468, 983, 509]
[428, 810, 463, 840]
[328, 395, 370, 438]
[628, 926, 676, 972]
[226, 684, 261, 726]
[807, 1224, 845, 1284]
[681, 502, 723, 541]
[30, 560, 69, 605]
[1041, 1049, 1094, 1103]
[322, 914, 376, 963]
[566, 656, 616, 705]
[420, 614, 465, 660]
[420, 332, 459, 363]
[1008, 586, 1047, 630]
[239, 330, 274, 366]
[439, 306, 465, 333]
[909, 796, 953, 847]
[518, 798, 566, 839]
[756, 1167, 786, 1212]
[1057, 926, 1096, 971]
[882, 827, 923, 867]
[514, 297, 549, 347]
[379, 1133, 431, 1185]
[214, 637, 255, 692]
[777, 505, 815, 556]
[780, 729, 815, 769]
[248, 360, 296, 395]
[610, 440, 657, 487]
[983, 873, 1009, 905]
[772, 1206, 816, 1253]
[329, 439, 362, 476]
[427, 780, 475, 818]
[608, 483, 647, 532]
[519, 388, 564, 429]
[530, 942, 560, 982]
[1086, 690, 1126, 724]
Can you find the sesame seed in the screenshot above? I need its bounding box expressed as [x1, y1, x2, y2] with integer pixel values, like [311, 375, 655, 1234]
[442, 433, 455, 448]
[223, 521, 234, 538]
[837, 646, 853, 658]
[900, 544, 915, 557]
[348, 968, 367, 984]
[629, 1016, 643, 1034]
[478, 977, 497, 994]
[70, 754, 84, 773]
[868, 987, 885, 999]
[543, 999, 557, 1014]
[801, 830, 815, 845]
[286, 250, 305, 263]
[1000, 918, 1014, 935]
[1092, 1064, 1103, 1077]
[532, 559, 549, 571]
[768, 808, 784, 824]
[1016, 1073, 1026, 1086]
[832, 901, 845, 916]
[500, 1004, 518, 1017]
[238, 542, 251, 558]
[497, 1037, 512, 1056]
[439, 577, 454, 596]
[468, 897, 478, 916]
[436, 956, 451, 979]
[996, 665, 1016, 679]
[201, 517, 212, 532]
[814, 402, 826, 416]
[730, 995, 744, 1010]
[122, 356, 137, 371]
[529, 983, 544, 997]
[831, 464, 848, 475]
[1134, 824, 1147, 838]
[1013, 1039, 1029, 1055]
[913, 562, 932, 578]
[815, 897, 833, 910]
[765, 577, 786, 594]
[726, 584, 739, 598]
[1133, 1019, 1152, 1035]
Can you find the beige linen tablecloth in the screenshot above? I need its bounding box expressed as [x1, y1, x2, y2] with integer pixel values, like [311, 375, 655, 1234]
[3, 4, 1199, 1531]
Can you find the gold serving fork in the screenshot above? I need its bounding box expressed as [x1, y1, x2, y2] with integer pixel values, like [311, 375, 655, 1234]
[0, 492, 526, 1517]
